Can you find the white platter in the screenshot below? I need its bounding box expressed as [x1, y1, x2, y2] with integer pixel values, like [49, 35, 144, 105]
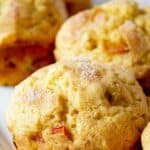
[0, 87, 14, 149]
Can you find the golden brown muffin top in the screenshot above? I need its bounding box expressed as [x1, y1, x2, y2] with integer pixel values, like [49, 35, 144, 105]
[0, 0, 67, 47]
[6, 58, 148, 150]
[55, 0, 150, 79]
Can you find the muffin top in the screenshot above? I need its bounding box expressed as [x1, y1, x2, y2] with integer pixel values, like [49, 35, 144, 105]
[6, 58, 148, 150]
[55, 0, 150, 79]
[0, 0, 67, 47]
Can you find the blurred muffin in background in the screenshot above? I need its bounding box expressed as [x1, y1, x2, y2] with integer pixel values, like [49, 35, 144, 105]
[0, 0, 67, 85]
[55, 0, 150, 95]
[6, 58, 148, 150]
[64, 0, 92, 15]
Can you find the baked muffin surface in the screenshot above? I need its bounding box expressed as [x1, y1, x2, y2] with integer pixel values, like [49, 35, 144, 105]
[0, 0, 67, 85]
[0, 0, 67, 45]
[55, 0, 150, 95]
[6, 58, 148, 150]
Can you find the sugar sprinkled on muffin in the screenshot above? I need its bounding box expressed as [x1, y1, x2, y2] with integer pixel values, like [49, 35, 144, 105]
[6, 58, 148, 150]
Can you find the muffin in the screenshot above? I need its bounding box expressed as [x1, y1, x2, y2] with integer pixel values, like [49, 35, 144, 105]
[55, 0, 150, 95]
[142, 122, 150, 150]
[64, 0, 92, 15]
[0, 0, 67, 85]
[6, 58, 148, 150]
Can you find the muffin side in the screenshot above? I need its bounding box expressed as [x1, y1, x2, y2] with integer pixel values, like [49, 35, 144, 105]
[0, 0, 67, 85]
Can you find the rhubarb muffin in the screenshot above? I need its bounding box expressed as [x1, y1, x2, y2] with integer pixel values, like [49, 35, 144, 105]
[142, 122, 150, 150]
[0, 0, 67, 85]
[55, 0, 150, 95]
[64, 0, 92, 15]
[6, 58, 148, 150]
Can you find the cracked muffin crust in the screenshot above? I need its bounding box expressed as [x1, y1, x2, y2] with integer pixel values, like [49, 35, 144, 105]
[64, 0, 92, 15]
[6, 58, 148, 150]
[55, 0, 150, 95]
[0, 0, 67, 85]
